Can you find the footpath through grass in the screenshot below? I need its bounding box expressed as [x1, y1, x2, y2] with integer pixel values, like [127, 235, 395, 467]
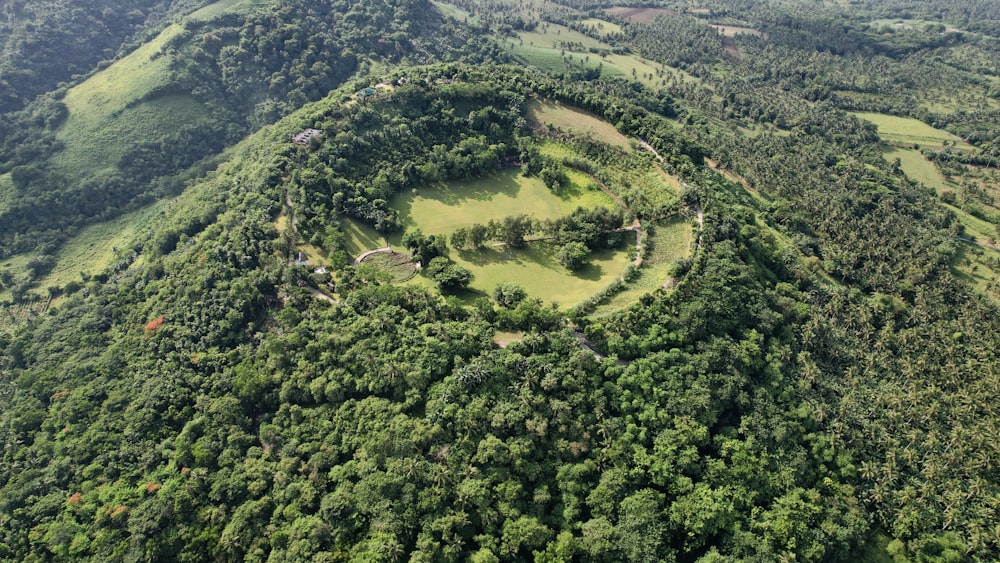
[591, 218, 692, 317]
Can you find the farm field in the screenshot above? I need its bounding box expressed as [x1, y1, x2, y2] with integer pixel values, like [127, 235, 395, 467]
[527, 100, 631, 149]
[388, 169, 616, 241]
[853, 111, 975, 150]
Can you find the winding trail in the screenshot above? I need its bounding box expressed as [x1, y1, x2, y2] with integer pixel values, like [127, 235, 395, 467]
[351, 246, 393, 266]
[636, 137, 704, 248]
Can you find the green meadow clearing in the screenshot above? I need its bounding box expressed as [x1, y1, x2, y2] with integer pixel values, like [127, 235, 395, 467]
[591, 218, 693, 316]
[886, 146, 951, 193]
[451, 241, 632, 307]
[382, 169, 629, 306]
[527, 100, 632, 149]
[389, 169, 616, 241]
[853, 111, 975, 150]
[38, 200, 171, 293]
[51, 24, 204, 178]
[580, 18, 623, 37]
[507, 21, 697, 89]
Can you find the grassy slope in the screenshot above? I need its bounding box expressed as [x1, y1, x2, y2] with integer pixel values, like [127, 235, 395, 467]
[591, 217, 693, 317]
[507, 20, 697, 89]
[386, 168, 625, 306]
[853, 111, 976, 150]
[452, 241, 631, 307]
[527, 99, 631, 149]
[51, 0, 269, 179]
[885, 148, 1000, 299]
[51, 25, 195, 177]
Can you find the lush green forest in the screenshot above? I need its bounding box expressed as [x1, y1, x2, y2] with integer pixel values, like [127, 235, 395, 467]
[1, 0, 999, 561]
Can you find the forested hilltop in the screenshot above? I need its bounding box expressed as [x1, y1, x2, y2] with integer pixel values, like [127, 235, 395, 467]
[1, 0, 999, 561]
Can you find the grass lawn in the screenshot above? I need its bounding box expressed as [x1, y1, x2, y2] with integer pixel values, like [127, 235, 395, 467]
[450, 241, 631, 307]
[527, 100, 631, 149]
[389, 169, 616, 241]
[853, 112, 975, 151]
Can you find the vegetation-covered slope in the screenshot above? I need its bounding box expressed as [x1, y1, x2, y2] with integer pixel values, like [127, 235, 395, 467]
[1, 0, 1000, 561]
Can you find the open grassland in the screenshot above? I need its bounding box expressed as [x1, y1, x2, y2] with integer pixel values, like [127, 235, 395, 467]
[389, 169, 615, 241]
[886, 147, 952, 193]
[708, 24, 767, 38]
[52, 24, 207, 178]
[431, 0, 476, 24]
[952, 245, 1000, 302]
[527, 100, 631, 149]
[36, 200, 171, 292]
[452, 241, 631, 307]
[580, 18, 623, 37]
[853, 112, 976, 151]
[591, 218, 692, 316]
[507, 22, 697, 89]
[188, 0, 270, 20]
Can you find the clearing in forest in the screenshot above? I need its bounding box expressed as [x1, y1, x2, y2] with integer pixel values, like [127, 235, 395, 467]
[387, 168, 628, 306]
[527, 100, 631, 149]
[341, 218, 387, 260]
[886, 147, 951, 194]
[853, 112, 975, 151]
[590, 218, 693, 316]
[580, 18, 623, 37]
[506, 21, 697, 90]
[708, 24, 767, 38]
[451, 240, 632, 308]
[389, 168, 615, 239]
[605, 7, 678, 24]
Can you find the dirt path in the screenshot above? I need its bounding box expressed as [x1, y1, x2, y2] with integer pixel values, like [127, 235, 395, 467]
[586, 174, 643, 265]
[351, 246, 392, 266]
[636, 138, 665, 163]
[285, 192, 298, 232]
[308, 287, 335, 303]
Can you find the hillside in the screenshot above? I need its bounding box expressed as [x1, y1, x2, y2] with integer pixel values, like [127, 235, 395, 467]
[1, 0, 1000, 561]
